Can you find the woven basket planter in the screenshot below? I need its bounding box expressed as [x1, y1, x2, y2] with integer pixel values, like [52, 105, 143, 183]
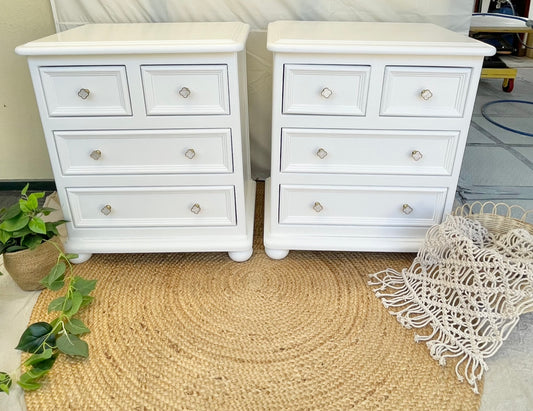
[3, 239, 62, 291]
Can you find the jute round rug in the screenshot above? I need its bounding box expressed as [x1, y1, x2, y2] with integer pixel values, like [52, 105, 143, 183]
[24, 184, 481, 410]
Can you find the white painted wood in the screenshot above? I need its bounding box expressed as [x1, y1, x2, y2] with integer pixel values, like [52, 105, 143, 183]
[380, 66, 472, 117]
[280, 128, 458, 175]
[39, 66, 132, 116]
[67, 186, 236, 227]
[141, 65, 229, 115]
[54, 129, 233, 175]
[266, 21, 495, 56]
[279, 185, 446, 226]
[264, 21, 495, 258]
[282, 64, 370, 116]
[15, 22, 250, 55]
[17, 23, 255, 261]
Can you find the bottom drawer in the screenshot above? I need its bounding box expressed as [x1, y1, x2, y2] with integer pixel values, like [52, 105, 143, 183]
[279, 185, 447, 226]
[66, 186, 236, 228]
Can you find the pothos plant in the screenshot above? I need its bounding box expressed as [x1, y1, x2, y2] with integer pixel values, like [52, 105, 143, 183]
[0, 244, 96, 394]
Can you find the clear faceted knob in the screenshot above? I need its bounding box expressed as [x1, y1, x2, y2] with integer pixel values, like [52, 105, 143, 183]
[191, 203, 201, 214]
[90, 150, 102, 160]
[321, 87, 333, 99]
[179, 87, 191, 98]
[402, 204, 414, 215]
[77, 88, 90, 99]
[420, 89, 433, 100]
[313, 202, 324, 213]
[316, 148, 328, 159]
[100, 205, 112, 216]
[185, 149, 196, 159]
[411, 150, 423, 161]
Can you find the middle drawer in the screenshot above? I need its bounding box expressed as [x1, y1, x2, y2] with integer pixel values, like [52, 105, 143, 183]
[280, 128, 459, 176]
[54, 129, 233, 175]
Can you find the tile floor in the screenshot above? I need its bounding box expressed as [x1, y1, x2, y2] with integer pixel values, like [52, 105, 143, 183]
[457, 65, 533, 212]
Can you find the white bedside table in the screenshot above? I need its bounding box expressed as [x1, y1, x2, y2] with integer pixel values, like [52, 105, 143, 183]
[264, 21, 495, 259]
[16, 22, 255, 262]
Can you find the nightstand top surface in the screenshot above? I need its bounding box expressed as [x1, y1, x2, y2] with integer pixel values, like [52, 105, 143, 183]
[16, 22, 250, 56]
[267, 21, 495, 56]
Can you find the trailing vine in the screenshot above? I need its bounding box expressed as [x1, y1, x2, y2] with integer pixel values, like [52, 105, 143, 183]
[0, 247, 96, 394]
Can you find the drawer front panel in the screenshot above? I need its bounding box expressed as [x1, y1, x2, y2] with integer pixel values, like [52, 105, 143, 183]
[283, 64, 370, 116]
[67, 186, 236, 228]
[39, 66, 132, 117]
[279, 185, 446, 226]
[141, 65, 229, 115]
[281, 128, 459, 175]
[380, 66, 472, 117]
[54, 129, 233, 175]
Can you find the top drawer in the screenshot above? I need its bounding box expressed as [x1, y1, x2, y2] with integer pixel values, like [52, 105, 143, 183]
[283, 64, 370, 116]
[380, 66, 472, 118]
[141, 65, 230, 116]
[39, 66, 132, 117]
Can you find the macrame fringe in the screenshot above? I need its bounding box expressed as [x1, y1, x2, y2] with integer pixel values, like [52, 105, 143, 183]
[369, 215, 533, 394]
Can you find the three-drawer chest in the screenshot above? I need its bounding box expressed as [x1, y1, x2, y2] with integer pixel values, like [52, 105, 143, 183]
[16, 22, 256, 262]
[264, 21, 495, 259]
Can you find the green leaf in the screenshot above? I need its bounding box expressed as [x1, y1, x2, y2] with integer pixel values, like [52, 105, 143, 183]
[28, 217, 46, 235]
[0, 213, 29, 232]
[56, 334, 89, 357]
[0, 230, 10, 244]
[0, 372, 12, 394]
[23, 348, 53, 367]
[80, 295, 94, 309]
[48, 297, 66, 312]
[31, 356, 56, 374]
[64, 291, 83, 317]
[64, 318, 90, 335]
[15, 322, 56, 353]
[21, 183, 29, 196]
[2, 203, 22, 220]
[72, 277, 97, 296]
[41, 262, 66, 291]
[17, 372, 41, 391]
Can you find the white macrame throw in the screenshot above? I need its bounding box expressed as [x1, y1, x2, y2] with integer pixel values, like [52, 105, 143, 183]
[369, 214, 533, 393]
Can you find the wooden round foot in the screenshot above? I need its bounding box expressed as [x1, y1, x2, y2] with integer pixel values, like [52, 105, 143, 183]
[69, 253, 92, 264]
[264, 248, 289, 260]
[228, 249, 253, 262]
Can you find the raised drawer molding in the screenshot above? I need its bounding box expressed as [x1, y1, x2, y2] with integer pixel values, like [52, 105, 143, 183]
[16, 22, 255, 262]
[264, 21, 495, 259]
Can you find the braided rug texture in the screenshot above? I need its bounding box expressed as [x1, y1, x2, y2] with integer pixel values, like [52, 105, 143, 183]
[24, 184, 480, 410]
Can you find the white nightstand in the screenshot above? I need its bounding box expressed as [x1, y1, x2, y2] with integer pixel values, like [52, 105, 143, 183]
[264, 21, 495, 259]
[16, 22, 255, 262]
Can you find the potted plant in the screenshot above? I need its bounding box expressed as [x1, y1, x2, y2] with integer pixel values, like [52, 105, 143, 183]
[0, 184, 66, 290]
[0, 248, 96, 393]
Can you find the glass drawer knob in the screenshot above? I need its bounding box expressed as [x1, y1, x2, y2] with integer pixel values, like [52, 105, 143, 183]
[420, 89, 433, 100]
[402, 204, 414, 215]
[313, 202, 324, 213]
[411, 150, 423, 161]
[321, 87, 333, 99]
[179, 87, 191, 98]
[185, 149, 196, 159]
[316, 148, 328, 159]
[101, 205, 112, 216]
[78, 88, 90, 99]
[191, 203, 201, 214]
[90, 150, 102, 160]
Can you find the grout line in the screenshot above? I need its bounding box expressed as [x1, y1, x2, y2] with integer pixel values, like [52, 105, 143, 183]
[469, 120, 533, 170]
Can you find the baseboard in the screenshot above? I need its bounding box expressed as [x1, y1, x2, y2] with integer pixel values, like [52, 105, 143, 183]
[0, 180, 57, 191]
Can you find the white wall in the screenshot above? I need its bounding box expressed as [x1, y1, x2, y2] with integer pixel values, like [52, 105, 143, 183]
[0, 0, 56, 182]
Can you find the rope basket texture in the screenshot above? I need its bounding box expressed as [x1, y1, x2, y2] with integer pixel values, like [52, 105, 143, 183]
[370, 201, 533, 392]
